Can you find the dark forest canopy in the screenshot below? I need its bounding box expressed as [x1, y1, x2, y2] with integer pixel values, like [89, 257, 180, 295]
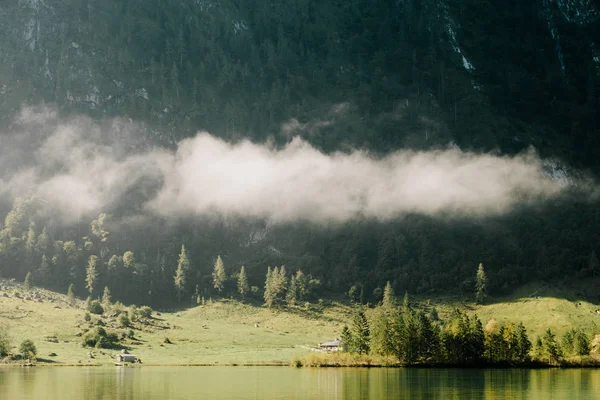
[0, 190, 599, 307]
[1, 0, 599, 164]
[0, 0, 599, 307]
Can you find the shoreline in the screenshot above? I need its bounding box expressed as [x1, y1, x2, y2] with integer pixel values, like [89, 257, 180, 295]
[3, 360, 600, 369]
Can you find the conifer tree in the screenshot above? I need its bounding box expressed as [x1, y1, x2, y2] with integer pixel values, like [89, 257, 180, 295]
[475, 263, 487, 304]
[174, 245, 190, 302]
[286, 274, 297, 306]
[369, 306, 392, 356]
[212, 255, 226, 294]
[382, 281, 395, 310]
[174, 264, 186, 302]
[340, 325, 352, 352]
[67, 283, 76, 305]
[351, 309, 370, 354]
[402, 291, 410, 312]
[102, 286, 112, 309]
[39, 255, 50, 281]
[237, 266, 249, 297]
[295, 270, 308, 301]
[416, 310, 440, 363]
[541, 329, 562, 364]
[264, 267, 274, 307]
[24, 272, 32, 291]
[177, 245, 190, 271]
[85, 255, 98, 294]
[574, 330, 590, 356]
[515, 322, 532, 363]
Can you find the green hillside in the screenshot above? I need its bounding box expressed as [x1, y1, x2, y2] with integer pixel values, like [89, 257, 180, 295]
[2, 278, 600, 365]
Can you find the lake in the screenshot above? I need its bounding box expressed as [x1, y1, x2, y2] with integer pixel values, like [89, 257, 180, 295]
[1, 366, 599, 399]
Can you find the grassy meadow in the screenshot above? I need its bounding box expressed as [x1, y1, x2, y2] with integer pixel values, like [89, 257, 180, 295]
[429, 282, 600, 341]
[0, 280, 349, 365]
[2, 279, 600, 366]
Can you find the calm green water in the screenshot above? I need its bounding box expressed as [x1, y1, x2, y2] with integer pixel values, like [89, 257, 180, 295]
[1, 366, 599, 400]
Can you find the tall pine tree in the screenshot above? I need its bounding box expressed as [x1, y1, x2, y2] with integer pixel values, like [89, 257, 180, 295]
[237, 265, 249, 297]
[213, 255, 226, 294]
[475, 263, 487, 304]
[85, 255, 98, 294]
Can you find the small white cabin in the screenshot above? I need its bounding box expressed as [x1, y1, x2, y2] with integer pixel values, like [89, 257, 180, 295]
[116, 354, 137, 363]
[318, 338, 341, 352]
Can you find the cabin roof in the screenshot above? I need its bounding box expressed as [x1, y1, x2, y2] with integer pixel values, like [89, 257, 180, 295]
[319, 338, 341, 347]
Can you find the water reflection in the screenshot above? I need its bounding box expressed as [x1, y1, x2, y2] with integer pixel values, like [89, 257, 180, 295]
[0, 366, 599, 399]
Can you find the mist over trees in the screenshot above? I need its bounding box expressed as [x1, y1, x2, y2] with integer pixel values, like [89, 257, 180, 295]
[0, 0, 598, 310]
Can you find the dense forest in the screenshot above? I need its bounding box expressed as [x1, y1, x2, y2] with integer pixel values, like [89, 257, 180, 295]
[1, 191, 599, 307]
[0, 0, 599, 307]
[323, 288, 594, 367]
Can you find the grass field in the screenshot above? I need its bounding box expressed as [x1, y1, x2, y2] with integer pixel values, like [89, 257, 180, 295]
[428, 282, 600, 340]
[2, 279, 600, 366]
[0, 280, 349, 365]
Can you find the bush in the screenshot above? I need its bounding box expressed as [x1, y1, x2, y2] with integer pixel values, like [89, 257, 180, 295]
[0, 324, 10, 357]
[118, 314, 131, 328]
[81, 327, 119, 348]
[87, 300, 104, 315]
[84, 312, 91, 322]
[112, 301, 126, 316]
[138, 306, 152, 318]
[20, 339, 37, 359]
[129, 306, 138, 322]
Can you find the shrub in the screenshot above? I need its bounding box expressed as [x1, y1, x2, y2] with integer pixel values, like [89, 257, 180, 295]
[112, 301, 126, 315]
[138, 306, 152, 319]
[118, 314, 131, 328]
[84, 312, 91, 322]
[127, 330, 135, 339]
[81, 327, 119, 348]
[87, 300, 104, 315]
[129, 306, 138, 322]
[20, 339, 37, 359]
[0, 324, 11, 357]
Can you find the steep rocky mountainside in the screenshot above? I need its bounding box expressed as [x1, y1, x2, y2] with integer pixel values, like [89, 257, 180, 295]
[1, 0, 598, 163]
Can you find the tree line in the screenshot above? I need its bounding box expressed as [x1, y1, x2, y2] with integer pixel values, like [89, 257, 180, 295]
[340, 285, 593, 366]
[1, 195, 600, 309]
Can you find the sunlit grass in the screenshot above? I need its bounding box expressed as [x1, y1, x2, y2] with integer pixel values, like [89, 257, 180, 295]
[0, 283, 350, 365]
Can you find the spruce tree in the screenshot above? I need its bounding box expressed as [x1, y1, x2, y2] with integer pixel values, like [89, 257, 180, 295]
[575, 330, 590, 356]
[340, 325, 353, 352]
[174, 245, 190, 302]
[351, 309, 370, 354]
[382, 281, 395, 310]
[295, 270, 308, 301]
[286, 275, 297, 306]
[174, 263, 186, 302]
[23, 272, 32, 291]
[475, 263, 487, 304]
[264, 267, 274, 307]
[212, 255, 226, 294]
[402, 291, 410, 312]
[102, 286, 112, 309]
[515, 322, 532, 363]
[67, 283, 76, 305]
[541, 329, 562, 364]
[85, 255, 98, 294]
[237, 266, 249, 297]
[39, 255, 50, 282]
[369, 306, 392, 356]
